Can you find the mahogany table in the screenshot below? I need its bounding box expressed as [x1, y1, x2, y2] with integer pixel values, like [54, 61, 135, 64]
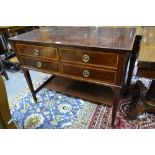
[9, 26, 141, 128]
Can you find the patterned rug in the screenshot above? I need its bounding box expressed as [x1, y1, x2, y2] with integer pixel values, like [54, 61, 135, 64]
[9, 74, 155, 129]
[9, 75, 97, 129]
[89, 75, 155, 129]
[88, 97, 155, 129]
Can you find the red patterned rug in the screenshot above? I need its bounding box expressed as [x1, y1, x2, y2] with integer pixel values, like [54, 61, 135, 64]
[88, 97, 155, 129]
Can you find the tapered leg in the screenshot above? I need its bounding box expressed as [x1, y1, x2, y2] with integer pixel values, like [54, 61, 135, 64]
[0, 60, 9, 80]
[126, 35, 142, 88]
[2, 70, 9, 80]
[22, 68, 37, 102]
[111, 88, 121, 128]
[126, 53, 137, 88]
[147, 80, 155, 102]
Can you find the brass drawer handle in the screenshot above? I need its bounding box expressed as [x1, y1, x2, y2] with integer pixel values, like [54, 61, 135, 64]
[36, 62, 42, 68]
[83, 70, 90, 77]
[82, 54, 89, 63]
[33, 49, 39, 56]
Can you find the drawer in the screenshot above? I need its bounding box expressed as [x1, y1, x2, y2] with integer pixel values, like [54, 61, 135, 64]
[17, 44, 58, 60]
[21, 57, 60, 72]
[61, 63, 116, 84]
[60, 48, 118, 68]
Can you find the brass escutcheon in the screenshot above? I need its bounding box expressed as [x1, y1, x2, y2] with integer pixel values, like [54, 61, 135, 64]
[36, 62, 42, 68]
[82, 54, 89, 62]
[83, 70, 90, 77]
[33, 49, 39, 56]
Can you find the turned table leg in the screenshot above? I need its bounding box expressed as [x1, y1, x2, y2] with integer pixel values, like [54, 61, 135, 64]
[111, 87, 121, 128]
[127, 80, 155, 120]
[22, 68, 37, 102]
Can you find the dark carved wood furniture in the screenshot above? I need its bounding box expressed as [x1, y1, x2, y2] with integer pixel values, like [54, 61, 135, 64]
[9, 27, 140, 128]
[127, 27, 155, 120]
[0, 27, 38, 74]
[0, 26, 39, 39]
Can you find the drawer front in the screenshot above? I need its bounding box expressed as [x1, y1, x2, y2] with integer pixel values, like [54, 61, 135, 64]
[61, 63, 116, 84]
[60, 48, 118, 68]
[17, 44, 58, 60]
[21, 57, 60, 72]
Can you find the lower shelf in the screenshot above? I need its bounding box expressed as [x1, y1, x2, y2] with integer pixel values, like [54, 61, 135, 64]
[45, 76, 114, 106]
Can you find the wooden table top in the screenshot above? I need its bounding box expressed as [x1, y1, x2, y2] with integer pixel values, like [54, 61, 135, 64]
[139, 27, 155, 62]
[9, 26, 137, 51]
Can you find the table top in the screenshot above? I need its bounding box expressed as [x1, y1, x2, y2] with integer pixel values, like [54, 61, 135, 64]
[9, 26, 137, 50]
[139, 27, 155, 62]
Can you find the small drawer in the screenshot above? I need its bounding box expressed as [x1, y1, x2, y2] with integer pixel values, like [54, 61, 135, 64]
[60, 48, 118, 69]
[61, 63, 116, 84]
[21, 57, 60, 72]
[17, 44, 58, 60]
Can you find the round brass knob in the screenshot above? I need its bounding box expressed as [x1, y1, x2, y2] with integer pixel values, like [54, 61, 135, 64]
[33, 49, 39, 56]
[36, 62, 42, 68]
[82, 54, 89, 63]
[83, 70, 90, 77]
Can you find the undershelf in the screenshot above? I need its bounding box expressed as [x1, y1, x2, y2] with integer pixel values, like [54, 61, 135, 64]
[45, 76, 114, 106]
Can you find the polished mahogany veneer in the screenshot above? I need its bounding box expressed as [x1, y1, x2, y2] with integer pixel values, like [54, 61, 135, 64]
[9, 26, 141, 128]
[17, 44, 58, 60]
[10, 26, 137, 50]
[61, 63, 116, 84]
[59, 48, 118, 69]
[21, 57, 60, 73]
